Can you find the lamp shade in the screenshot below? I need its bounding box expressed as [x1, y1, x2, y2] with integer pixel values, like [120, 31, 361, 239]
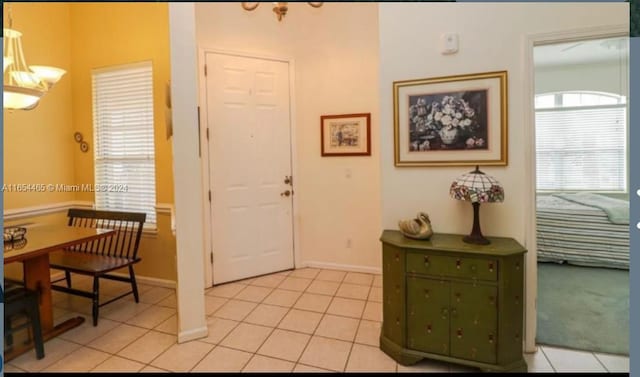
[449, 165, 504, 245]
[449, 166, 504, 203]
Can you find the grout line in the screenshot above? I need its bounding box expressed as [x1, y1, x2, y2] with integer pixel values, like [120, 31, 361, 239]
[592, 352, 611, 372]
[187, 344, 220, 372]
[539, 346, 558, 373]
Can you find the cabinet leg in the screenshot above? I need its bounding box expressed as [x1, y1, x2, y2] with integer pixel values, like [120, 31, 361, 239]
[379, 336, 423, 366]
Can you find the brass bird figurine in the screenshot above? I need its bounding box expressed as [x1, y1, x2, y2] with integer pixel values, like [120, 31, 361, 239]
[398, 212, 433, 240]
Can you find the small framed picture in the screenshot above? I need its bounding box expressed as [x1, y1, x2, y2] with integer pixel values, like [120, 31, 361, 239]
[320, 113, 371, 156]
[393, 71, 508, 166]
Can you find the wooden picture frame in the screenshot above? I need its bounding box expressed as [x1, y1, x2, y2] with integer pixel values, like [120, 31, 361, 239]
[393, 71, 508, 167]
[321, 113, 371, 156]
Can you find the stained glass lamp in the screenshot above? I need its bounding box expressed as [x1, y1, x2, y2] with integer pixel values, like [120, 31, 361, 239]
[449, 165, 504, 245]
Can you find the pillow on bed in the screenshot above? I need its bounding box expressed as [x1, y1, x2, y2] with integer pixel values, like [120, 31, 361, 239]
[553, 193, 629, 225]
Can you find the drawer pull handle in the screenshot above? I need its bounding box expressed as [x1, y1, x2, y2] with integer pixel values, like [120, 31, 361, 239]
[488, 334, 494, 343]
[455, 292, 461, 302]
[456, 259, 461, 269]
[515, 261, 520, 270]
[395, 317, 400, 325]
[424, 289, 430, 299]
[395, 253, 400, 262]
[515, 295, 520, 305]
[488, 262, 494, 272]
[451, 308, 458, 318]
[489, 296, 495, 305]
[456, 328, 463, 339]
[426, 324, 432, 333]
[441, 308, 449, 319]
[423, 255, 430, 267]
[515, 332, 520, 340]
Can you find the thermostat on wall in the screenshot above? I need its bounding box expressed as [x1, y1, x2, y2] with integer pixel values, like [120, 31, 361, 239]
[441, 33, 459, 55]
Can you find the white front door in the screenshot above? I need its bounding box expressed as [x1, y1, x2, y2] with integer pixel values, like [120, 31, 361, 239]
[205, 52, 294, 285]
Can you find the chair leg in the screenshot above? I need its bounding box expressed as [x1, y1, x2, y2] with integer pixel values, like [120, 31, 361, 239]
[5, 316, 14, 347]
[129, 265, 140, 303]
[65, 271, 72, 288]
[92, 277, 100, 326]
[28, 295, 45, 360]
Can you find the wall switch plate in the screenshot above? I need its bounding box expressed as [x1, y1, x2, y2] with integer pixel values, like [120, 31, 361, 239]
[441, 33, 459, 55]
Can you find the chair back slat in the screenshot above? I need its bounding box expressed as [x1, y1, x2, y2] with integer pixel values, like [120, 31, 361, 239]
[66, 208, 146, 259]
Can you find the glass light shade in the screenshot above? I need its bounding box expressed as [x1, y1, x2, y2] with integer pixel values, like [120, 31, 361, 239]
[10, 70, 43, 88]
[3, 56, 13, 72]
[449, 166, 504, 203]
[3, 28, 22, 39]
[3, 86, 42, 110]
[30, 65, 66, 85]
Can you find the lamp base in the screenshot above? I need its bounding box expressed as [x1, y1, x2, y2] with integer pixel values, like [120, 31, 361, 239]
[463, 234, 491, 245]
[463, 202, 491, 245]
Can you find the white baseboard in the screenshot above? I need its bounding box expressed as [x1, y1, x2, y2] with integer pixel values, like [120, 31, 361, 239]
[52, 270, 176, 289]
[302, 261, 381, 275]
[178, 326, 209, 343]
[107, 272, 177, 289]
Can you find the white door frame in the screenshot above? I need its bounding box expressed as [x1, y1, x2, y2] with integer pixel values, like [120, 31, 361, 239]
[521, 24, 628, 353]
[198, 48, 300, 287]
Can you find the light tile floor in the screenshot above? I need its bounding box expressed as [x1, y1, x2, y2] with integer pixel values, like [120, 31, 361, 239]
[4, 268, 630, 373]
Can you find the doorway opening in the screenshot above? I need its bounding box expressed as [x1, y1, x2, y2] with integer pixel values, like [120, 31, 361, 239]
[532, 35, 629, 356]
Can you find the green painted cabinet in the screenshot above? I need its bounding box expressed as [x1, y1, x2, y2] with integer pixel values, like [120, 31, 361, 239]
[380, 230, 527, 372]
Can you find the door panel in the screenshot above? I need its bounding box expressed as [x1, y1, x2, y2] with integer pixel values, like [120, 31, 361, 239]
[450, 282, 498, 364]
[206, 52, 294, 284]
[382, 245, 405, 344]
[406, 276, 450, 355]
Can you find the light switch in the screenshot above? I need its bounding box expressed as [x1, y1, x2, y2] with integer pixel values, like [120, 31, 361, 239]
[441, 33, 459, 55]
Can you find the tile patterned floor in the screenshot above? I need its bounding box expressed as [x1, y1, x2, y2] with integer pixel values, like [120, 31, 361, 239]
[4, 268, 630, 373]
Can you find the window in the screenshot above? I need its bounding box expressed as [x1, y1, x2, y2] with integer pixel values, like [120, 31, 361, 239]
[92, 62, 157, 225]
[535, 91, 627, 192]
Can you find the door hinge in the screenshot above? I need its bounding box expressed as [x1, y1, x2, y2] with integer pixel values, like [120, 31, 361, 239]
[210, 252, 214, 264]
[208, 190, 212, 202]
[204, 64, 207, 76]
[206, 127, 210, 140]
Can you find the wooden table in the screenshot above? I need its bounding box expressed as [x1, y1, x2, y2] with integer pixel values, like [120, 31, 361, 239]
[4, 224, 115, 361]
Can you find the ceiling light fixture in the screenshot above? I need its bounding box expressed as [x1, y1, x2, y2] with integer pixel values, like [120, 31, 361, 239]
[241, 2, 323, 22]
[3, 5, 66, 110]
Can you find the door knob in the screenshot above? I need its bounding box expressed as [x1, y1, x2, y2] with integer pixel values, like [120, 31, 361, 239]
[280, 190, 292, 197]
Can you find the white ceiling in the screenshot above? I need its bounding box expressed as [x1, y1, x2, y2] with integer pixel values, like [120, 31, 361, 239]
[534, 37, 628, 67]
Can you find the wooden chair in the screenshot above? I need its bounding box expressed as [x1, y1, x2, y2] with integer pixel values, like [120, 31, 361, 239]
[3, 281, 45, 359]
[50, 208, 146, 326]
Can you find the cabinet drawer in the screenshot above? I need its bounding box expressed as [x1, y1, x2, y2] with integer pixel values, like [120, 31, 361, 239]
[406, 252, 451, 277]
[449, 257, 498, 281]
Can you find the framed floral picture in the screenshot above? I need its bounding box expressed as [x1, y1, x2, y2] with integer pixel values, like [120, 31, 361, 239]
[321, 113, 371, 156]
[393, 71, 508, 166]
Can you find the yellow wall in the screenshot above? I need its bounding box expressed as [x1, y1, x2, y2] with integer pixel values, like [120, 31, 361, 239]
[70, 2, 174, 205]
[69, 3, 175, 281]
[3, 3, 75, 209]
[3, 2, 176, 282]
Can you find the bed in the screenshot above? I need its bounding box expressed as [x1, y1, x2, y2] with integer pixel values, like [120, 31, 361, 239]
[536, 193, 629, 270]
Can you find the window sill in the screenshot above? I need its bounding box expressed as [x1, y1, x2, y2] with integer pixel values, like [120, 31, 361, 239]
[142, 226, 159, 237]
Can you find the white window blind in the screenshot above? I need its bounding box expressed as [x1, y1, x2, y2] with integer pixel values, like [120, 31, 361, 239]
[535, 92, 626, 192]
[92, 62, 157, 225]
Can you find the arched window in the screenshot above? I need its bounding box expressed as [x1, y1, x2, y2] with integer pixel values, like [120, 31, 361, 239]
[535, 91, 627, 192]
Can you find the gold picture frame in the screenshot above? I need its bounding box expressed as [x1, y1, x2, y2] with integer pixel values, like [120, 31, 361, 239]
[393, 71, 508, 167]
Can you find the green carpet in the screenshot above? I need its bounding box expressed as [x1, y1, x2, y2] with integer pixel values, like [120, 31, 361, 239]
[536, 262, 629, 355]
